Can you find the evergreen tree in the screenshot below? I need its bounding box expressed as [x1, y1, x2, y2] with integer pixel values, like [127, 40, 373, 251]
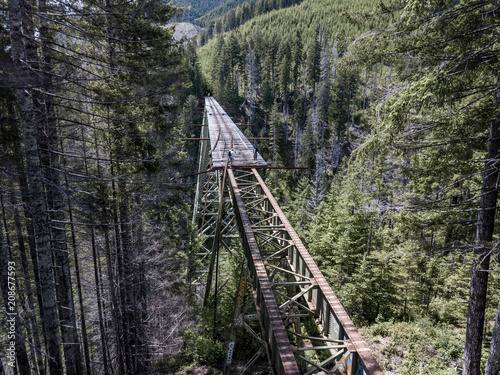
[184, 42, 205, 100]
[3, 0, 187, 374]
[300, 112, 315, 172]
[285, 176, 313, 240]
[355, 1, 500, 372]
[244, 46, 258, 125]
[306, 25, 321, 98]
[291, 30, 304, 91]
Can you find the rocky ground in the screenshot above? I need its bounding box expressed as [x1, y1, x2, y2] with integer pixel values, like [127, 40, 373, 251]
[167, 22, 205, 44]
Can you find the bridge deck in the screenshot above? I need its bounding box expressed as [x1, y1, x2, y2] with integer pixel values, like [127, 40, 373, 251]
[205, 97, 268, 169]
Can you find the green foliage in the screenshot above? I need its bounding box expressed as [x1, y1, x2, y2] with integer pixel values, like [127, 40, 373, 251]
[196, 0, 304, 29]
[171, 0, 232, 22]
[181, 329, 226, 366]
[364, 318, 464, 374]
[284, 176, 313, 239]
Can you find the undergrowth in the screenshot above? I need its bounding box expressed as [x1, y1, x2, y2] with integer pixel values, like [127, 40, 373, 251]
[361, 317, 465, 374]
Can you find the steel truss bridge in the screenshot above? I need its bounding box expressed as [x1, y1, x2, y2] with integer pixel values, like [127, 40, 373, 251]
[191, 97, 384, 375]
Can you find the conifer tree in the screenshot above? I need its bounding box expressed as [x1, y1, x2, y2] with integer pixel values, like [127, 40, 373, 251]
[285, 176, 313, 239]
[245, 46, 258, 125]
[306, 25, 321, 98]
[300, 112, 315, 172]
[354, 1, 500, 372]
[4, 0, 186, 373]
[269, 102, 283, 159]
[291, 30, 304, 92]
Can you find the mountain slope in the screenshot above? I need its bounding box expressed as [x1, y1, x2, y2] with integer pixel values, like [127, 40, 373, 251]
[172, 0, 233, 22]
[195, 0, 250, 26]
[197, 0, 380, 78]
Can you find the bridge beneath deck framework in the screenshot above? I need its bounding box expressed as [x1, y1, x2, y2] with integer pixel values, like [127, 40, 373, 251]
[191, 97, 384, 375]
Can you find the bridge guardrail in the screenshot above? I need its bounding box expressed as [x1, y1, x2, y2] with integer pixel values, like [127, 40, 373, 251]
[251, 169, 383, 375]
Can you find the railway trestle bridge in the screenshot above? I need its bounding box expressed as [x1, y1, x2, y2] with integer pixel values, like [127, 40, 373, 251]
[191, 97, 384, 375]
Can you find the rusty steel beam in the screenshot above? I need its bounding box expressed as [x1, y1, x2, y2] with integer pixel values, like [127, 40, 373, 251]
[184, 124, 255, 127]
[251, 169, 384, 375]
[183, 137, 269, 141]
[227, 169, 301, 375]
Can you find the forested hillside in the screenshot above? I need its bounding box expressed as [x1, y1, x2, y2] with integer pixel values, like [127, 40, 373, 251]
[191, 0, 500, 373]
[195, 0, 303, 28]
[171, 0, 232, 22]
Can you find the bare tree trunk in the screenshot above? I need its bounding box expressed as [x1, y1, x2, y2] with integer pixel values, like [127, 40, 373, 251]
[0, 192, 30, 374]
[16, 158, 48, 375]
[7, 0, 63, 372]
[133, 194, 149, 374]
[111, 176, 130, 374]
[485, 297, 500, 375]
[118, 184, 144, 374]
[463, 120, 500, 375]
[91, 227, 111, 375]
[36, 0, 82, 371]
[8, 178, 44, 375]
[68, 203, 91, 375]
[104, 227, 123, 374]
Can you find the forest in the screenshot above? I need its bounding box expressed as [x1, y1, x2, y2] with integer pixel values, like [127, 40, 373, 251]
[0, 0, 499, 374]
[0, 0, 195, 374]
[171, 0, 230, 22]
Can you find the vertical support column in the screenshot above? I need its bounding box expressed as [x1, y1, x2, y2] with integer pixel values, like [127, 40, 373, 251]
[192, 112, 210, 223]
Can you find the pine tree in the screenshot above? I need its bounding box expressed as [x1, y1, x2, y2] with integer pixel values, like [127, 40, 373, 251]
[300, 112, 315, 172]
[244, 46, 258, 125]
[306, 25, 321, 99]
[291, 30, 304, 92]
[269, 102, 283, 159]
[285, 176, 313, 240]
[4, 0, 186, 373]
[354, 1, 500, 371]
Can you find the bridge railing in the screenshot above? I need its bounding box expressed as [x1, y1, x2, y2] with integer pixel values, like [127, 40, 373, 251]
[228, 169, 301, 375]
[249, 169, 383, 375]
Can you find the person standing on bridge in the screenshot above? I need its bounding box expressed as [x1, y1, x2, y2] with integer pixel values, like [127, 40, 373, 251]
[228, 148, 234, 167]
[253, 145, 258, 161]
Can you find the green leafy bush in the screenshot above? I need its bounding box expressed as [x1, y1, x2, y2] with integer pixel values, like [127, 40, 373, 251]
[182, 329, 226, 366]
[364, 317, 465, 374]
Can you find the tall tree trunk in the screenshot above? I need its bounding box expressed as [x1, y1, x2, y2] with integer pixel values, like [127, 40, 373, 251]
[7, 0, 63, 372]
[485, 297, 500, 375]
[0, 192, 30, 374]
[463, 119, 500, 375]
[8, 178, 45, 375]
[16, 156, 47, 375]
[118, 185, 140, 374]
[68, 202, 91, 375]
[91, 227, 111, 375]
[93, 127, 122, 375]
[36, 0, 82, 371]
[104, 227, 123, 374]
[111, 176, 130, 374]
[133, 194, 149, 374]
